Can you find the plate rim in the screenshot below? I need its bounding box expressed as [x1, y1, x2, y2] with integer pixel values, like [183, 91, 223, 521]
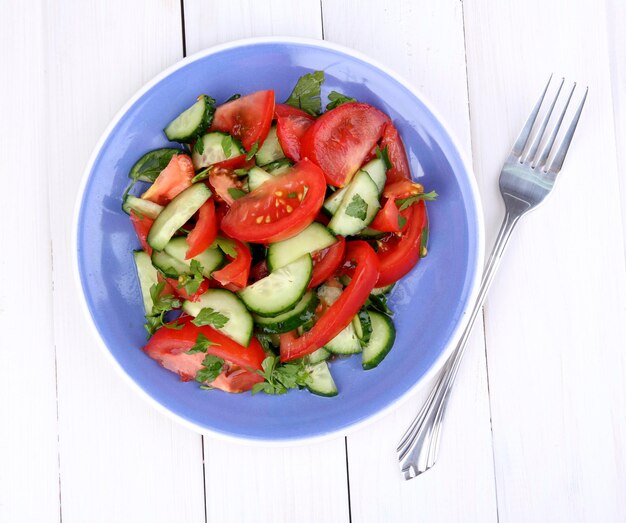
[72, 36, 485, 446]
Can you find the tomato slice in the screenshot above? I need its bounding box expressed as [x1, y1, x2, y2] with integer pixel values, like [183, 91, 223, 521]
[211, 237, 251, 290]
[129, 210, 154, 255]
[370, 198, 404, 233]
[376, 200, 427, 287]
[211, 154, 254, 171]
[380, 122, 411, 184]
[206, 167, 246, 206]
[383, 179, 423, 199]
[144, 317, 266, 382]
[280, 241, 379, 361]
[210, 90, 275, 151]
[142, 154, 194, 205]
[309, 236, 346, 288]
[211, 365, 264, 393]
[185, 199, 218, 259]
[165, 277, 209, 302]
[220, 159, 326, 243]
[300, 102, 389, 187]
[275, 105, 315, 162]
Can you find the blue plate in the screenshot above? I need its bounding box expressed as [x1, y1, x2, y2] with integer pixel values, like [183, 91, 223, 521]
[74, 38, 483, 443]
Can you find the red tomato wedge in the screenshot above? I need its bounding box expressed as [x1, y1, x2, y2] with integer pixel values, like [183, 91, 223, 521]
[206, 168, 246, 206]
[141, 154, 194, 205]
[220, 159, 326, 243]
[300, 102, 389, 187]
[144, 317, 265, 383]
[309, 235, 346, 288]
[164, 277, 210, 302]
[185, 199, 218, 259]
[370, 198, 404, 233]
[380, 122, 411, 184]
[211, 365, 264, 393]
[211, 237, 251, 290]
[280, 241, 379, 361]
[376, 200, 427, 287]
[275, 104, 315, 162]
[210, 90, 275, 151]
[129, 210, 154, 255]
[383, 179, 423, 199]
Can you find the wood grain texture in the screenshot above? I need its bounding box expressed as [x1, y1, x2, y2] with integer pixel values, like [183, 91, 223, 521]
[43, 2, 206, 522]
[322, 1, 498, 521]
[463, 0, 626, 521]
[183, 2, 350, 523]
[0, 2, 61, 522]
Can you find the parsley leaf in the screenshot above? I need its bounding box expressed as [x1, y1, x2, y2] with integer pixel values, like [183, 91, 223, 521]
[225, 93, 241, 103]
[177, 260, 205, 295]
[194, 137, 205, 155]
[227, 187, 247, 200]
[195, 353, 225, 384]
[285, 71, 325, 116]
[186, 333, 221, 355]
[191, 307, 229, 329]
[326, 91, 356, 111]
[287, 192, 297, 198]
[345, 194, 368, 220]
[255, 333, 278, 353]
[375, 145, 393, 171]
[396, 190, 438, 211]
[398, 215, 408, 229]
[144, 282, 182, 337]
[245, 141, 259, 161]
[264, 158, 293, 173]
[233, 168, 249, 176]
[129, 149, 182, 182]
[221, 134, 233, 157]
[366, 293, 393, 315]
[164, 321, 185, 330]
[191, 167, 212, 183]
[252, 355, 311, 395]
[214, 237, 238, 258]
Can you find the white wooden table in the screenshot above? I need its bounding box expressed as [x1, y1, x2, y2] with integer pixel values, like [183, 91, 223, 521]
[2, 1, 625, 521]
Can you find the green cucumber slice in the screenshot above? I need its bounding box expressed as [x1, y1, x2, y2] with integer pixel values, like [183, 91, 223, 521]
[305, 361, 338, 397]
[371, 284, 395, 296]
[255, 125, 285, 165]
[352, 309, 373, 344]
[267, 223, 336, 271]
[304, 347, 331, 365]
[264, 158, 293, 174]
[324, 323, 362, 355]
[360, 158, 387, 193]
[164, 94, 215, 143]
[122, 195, 164, 219]
[147, 184, 212, 251]
[151, 250, 189, 279]
[361, 311, 396, 370]
[238, 255, 312, 317]
[163, 237, 224, 277]
[253, 291, 319, 334]
[328, 170, 380, 236]
[182, 289, 253, 346]
[247, 166, 274, 192]
[192, 132, 242, 169]
[133, 250, 159, 313]
[322, 186, 349, 216]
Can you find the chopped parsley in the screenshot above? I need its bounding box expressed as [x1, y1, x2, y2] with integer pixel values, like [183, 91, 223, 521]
[144, 282, 182, 337]
[285, 70, 324, 116]
[191, 167, 212, 183]
[186, 333, 221, 355]
[221, 134, 233, 157]
[191, 307, 229, 329]
[195, 353, 225, 385]
[245, 141, 259, 160]
[176, 260, 205, 295]
[396, 191, 438, 211]
[227, 187, 247, 200]
[252, 356, 311, 395]
[345, 193, 368, 220]
[194, 137, 204, 155]
[326, 91, 356, 110]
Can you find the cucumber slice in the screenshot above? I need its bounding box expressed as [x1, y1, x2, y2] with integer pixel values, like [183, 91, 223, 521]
[328, 171, 380, 236]
[182, 289, 253, 346]
[305, 347, 331, 365]
[267, 223, 336, 271]
[192, 132, 242, 169]
[164, 94, 215, 142]
[253, 291, 319, 334]
[324, 323, 362, 355]
[322, 186, 349, 216]
[163, 237, 224, 277]
[129, 148, 184, 182]
[238, 255, 312, 317]
[305, 361, 338, 397]
[247, 166, 274, 192]
[122, 195, 164, 219]
[264, 158, 293, 174]
[133, 250, 158, 313]
[255, 125, 285, 165]
[151, 250, 189, 279]
[352, 309, 373, 344]
[147, 184, 212, 251]
[360, 158, 387, 194]
[362, 311, 396, 370]
[371, 284, 395, 296]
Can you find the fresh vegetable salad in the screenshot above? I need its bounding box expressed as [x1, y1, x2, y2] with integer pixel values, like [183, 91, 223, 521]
[123, 71, 436, 396]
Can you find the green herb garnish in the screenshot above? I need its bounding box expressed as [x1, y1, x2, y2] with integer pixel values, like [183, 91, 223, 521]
[285, 71, 325, 116]
[345, 194, 368, 220]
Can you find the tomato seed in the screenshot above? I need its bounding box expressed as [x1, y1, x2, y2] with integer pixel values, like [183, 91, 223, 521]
[275, 190, 283, 197]
[256, 216, 263, 224]
[286, 205, 293, 213]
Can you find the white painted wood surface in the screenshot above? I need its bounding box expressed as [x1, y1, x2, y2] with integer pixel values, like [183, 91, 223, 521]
[1, 1, 624, 522]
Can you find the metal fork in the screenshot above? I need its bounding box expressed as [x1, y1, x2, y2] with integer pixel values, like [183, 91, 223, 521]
[397, 76, 588, 480]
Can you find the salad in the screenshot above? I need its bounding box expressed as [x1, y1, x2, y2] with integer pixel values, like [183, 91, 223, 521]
[123, 71, 436, 396]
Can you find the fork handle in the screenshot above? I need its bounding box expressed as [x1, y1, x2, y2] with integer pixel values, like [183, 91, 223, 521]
[398, 209, 520, 480]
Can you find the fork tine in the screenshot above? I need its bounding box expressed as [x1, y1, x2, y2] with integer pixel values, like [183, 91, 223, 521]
[547, 87, 588, 174]
[524, 78, 564, 164]
[534, 82, 576, 170]
[511, 75, 552, 157]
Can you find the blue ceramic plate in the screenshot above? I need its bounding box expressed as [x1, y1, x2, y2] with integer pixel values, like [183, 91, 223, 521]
[74, 37, 483, 443]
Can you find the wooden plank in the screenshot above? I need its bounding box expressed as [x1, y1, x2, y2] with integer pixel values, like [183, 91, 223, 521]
[463, 0, 626, 521]
[322, 1, 499, 521]
[43, 2, 207, 521]
[182, 2, 350, 522]
[0, 2, 61, 521]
